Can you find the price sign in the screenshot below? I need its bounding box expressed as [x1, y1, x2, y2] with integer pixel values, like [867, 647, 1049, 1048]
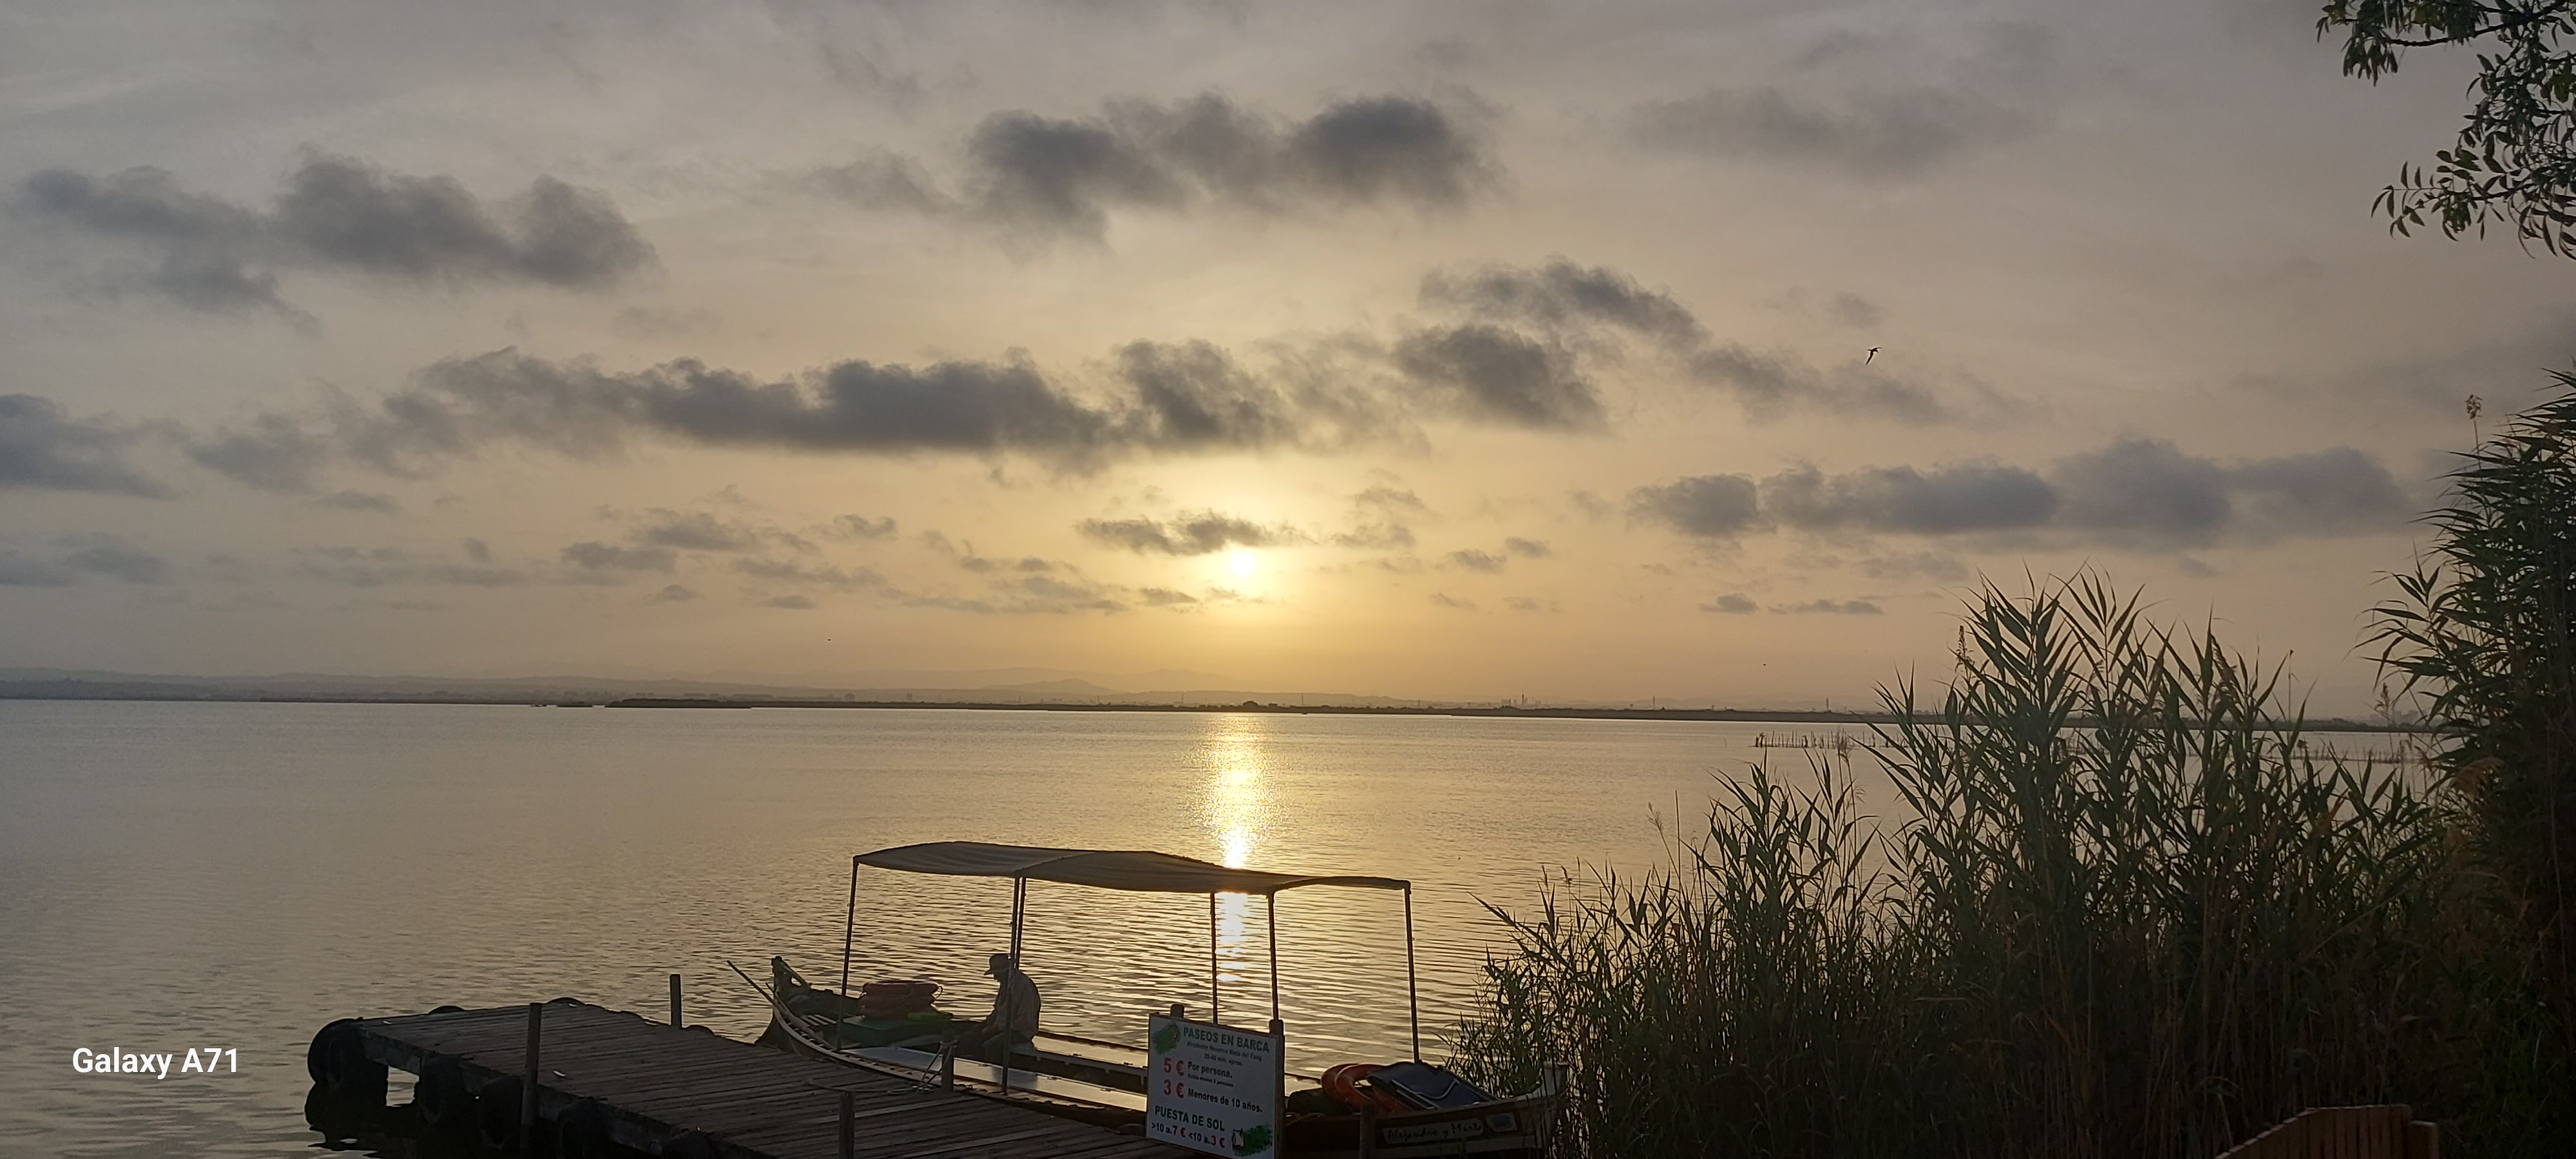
[1144, 1013, 1282, 1158]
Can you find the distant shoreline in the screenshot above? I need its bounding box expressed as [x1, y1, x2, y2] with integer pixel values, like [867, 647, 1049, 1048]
[0, 689, 2429, 732]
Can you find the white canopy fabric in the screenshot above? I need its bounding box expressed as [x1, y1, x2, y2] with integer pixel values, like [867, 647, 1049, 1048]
[855, 841, 1408, 895]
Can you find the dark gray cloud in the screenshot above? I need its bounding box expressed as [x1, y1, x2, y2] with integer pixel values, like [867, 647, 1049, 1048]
[1503, 536, 1551, 558]
[1138, 587, 1200, 607]
[1079, 511, 1301, 555]
[0, 539, 167, 587]
[1421, 259, 1991, 424]
[1630, 438, 2412, 547]
[1428, 592, 1476, 610]
[294, 545, 525, 588]
[649, 584, 699, 603]
[764, 594, 819, 610]
[1112, 340, 1310, 450]
[1776, 598, 1884, 615]
[815, 92, 1497, 243]
[1419, 259, 1706, 348]
[1762, 461, 2056, 534]
[1445, 548, 1507, 573]
[1689, 345, 1951, 423]
[0, 395, 169, 496]
[1627, 474, 1762, 537]
[189, 415, 331, 491]
[1629, 24, 2055, 181]
[314, 490, 400, 513]
[630, 509, 777, 552]
[826, 514, 899, 540]
[1393, 325, 1604, 430]
[734, 558, 885, 592]
[561, 542, 677, 574]
[1701, 592, 1758, 614]
[1633, 88, 2034, 181]
[20, 156, 655, 314]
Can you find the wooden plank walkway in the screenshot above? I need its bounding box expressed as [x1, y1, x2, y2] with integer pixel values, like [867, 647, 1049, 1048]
[355, 1002, 1186, 1159]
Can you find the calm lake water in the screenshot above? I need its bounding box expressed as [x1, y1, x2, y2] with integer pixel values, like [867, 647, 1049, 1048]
[0, 701, 2412, 1156]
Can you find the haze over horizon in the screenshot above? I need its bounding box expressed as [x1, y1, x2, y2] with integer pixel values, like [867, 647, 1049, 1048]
[1, 1, 2557, 717]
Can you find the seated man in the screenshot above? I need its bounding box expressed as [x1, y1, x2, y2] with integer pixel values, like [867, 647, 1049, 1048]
[953, 952, 1041, 1066]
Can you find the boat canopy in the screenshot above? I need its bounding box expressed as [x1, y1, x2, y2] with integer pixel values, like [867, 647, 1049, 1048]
[856, 841, 1408, 895]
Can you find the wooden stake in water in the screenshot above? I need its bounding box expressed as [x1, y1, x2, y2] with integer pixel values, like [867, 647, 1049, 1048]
[521, 1002, 541, 1153]
[669, 974, 683, 1027]
[838, 1089, 856, 1159]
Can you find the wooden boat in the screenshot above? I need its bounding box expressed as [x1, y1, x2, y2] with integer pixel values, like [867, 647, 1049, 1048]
[747, 841, 1558, 1158]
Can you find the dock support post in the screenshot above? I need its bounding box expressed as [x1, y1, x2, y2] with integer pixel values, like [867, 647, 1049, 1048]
[670, 973, 683, 1027]
[1208, 892, 1220, 1026]
[1359, 1099, 1376, 1159]
[521, 1002, 541, 1153]
[838, 1089, 855, 1159]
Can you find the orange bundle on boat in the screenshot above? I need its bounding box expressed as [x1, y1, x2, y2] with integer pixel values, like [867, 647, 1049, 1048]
[857, 978, 940, 1018]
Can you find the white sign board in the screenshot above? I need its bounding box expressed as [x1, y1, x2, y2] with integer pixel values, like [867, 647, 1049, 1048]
[1144, 1013, 1283, 1158]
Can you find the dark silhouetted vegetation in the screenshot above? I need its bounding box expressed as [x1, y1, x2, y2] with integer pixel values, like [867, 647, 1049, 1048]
[1454, 391, 2576, 1157]
[2320, 1, 2576, 254]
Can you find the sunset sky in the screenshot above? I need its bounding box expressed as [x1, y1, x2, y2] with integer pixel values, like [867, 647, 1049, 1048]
[1, 1, 2564, 713]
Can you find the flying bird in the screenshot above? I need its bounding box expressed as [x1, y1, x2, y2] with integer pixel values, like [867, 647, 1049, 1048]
[1864, 346, 1880, 364]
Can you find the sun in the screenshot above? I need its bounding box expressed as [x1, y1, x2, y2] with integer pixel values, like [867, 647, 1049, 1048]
[1227, 549, 1258, 579]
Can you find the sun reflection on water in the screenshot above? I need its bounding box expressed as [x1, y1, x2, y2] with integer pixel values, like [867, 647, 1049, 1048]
[1200, 716, 1274, 1008]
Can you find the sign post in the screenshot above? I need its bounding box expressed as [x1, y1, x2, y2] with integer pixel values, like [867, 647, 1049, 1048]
[1145, 1010, 1283, 1158]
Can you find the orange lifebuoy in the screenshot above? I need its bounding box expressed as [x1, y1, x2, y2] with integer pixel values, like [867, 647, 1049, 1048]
[1322, 1063, 1406, 1115]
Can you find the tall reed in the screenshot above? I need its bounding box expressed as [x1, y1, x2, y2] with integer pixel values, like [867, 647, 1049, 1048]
[1455, 573, 2566, 1158]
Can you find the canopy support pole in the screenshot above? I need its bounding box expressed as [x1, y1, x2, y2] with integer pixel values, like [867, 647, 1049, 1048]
[1208, 892, 1220, 1026]
[1265, 892, 1282, 1032]
[1403, 885, 1420, 1062]
[840, 856, 859, 997]
[1010, 877, 1026, 963]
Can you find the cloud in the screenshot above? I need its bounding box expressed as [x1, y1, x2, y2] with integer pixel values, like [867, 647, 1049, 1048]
[648, 584, 699, 603]
[187, 415, 334, 491]
[1503, 536, 1551, 558]
[734, 558, 885, 591]
[1701, 592, 1759, 614]
[1762, 461, 2056, 534]
[294, 545, 525, 588]
[1078, 511, 1302, 555]
[1628, 24, 2056, 181]
[631, 509, 777, 552]
[1420, 259, 1996, 424]
[764, 594, 819, 610]
[1445, 548, 1507, 573]
[315, 490, 400, 513]
[1112, 340, 1312, 450]
[1629, 439, 2412, 547]
[1428, 592, 1477, 610]
[825, 514, 899, 540]
[1138, 587, 1200, 607]
[1419, 259, 1706, 349]
[20, 156, 655, 314]
[560, 542, 678, 574]
[1332, 523, 1416, 550]
[1393, 325, 1604, 430]
[0, 395, 169, 496]
[1633, 88, 2034, 181]
[0, 538, 168, 587]
[811, 92, 1497, 244]
[1776, 598, 1884, 615]
[1688, 344, 1952, 423]
[1628, 474, 1763, 537]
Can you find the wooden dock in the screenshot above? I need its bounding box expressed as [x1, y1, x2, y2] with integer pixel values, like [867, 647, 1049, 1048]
[333, 1001, 1187, 1158]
